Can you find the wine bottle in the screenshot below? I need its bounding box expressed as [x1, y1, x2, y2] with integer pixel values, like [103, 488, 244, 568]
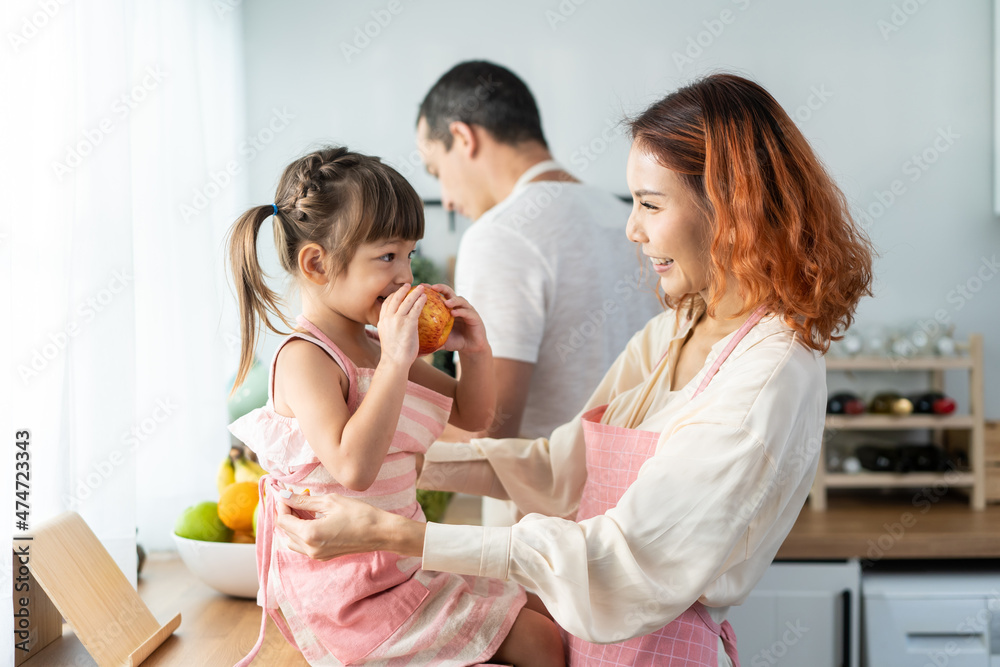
[856, 444, 899, 472]
[909, 392, 957, 415]
[869, 392, 913, 415]
[842, 456, 862, 474]
[826, 392, 866, 415]
[898, 444, 952, 472]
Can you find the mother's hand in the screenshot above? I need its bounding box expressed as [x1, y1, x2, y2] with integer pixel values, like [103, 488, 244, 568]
[275, 491, 426, 561]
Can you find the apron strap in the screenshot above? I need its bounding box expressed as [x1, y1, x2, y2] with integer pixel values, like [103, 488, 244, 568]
[720, 620, 741, 666]
[692, 602, 742, 667]
[233, 475, 300, 666]
[512, 159, 564, 193]
[233, 475, 275, 666]
[692, 305, 768, 399]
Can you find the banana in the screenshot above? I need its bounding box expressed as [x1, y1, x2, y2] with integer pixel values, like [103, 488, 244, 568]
[216, 457, 236, 496]
[244, 458, 267, 478]
[234, 455, 267, 484]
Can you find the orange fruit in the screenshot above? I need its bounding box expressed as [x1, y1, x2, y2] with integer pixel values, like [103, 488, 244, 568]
[218, 481, 259, 532]
[231, 530, 255, 544]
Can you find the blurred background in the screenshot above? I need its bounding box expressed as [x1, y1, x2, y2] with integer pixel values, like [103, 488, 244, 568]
[5, 0, 999, 643]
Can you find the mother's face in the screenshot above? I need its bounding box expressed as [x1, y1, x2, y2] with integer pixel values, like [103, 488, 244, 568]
[625, 144, 713, 300]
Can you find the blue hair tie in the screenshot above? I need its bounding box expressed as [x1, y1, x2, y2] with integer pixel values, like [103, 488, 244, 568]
[271, 203, 278, 216]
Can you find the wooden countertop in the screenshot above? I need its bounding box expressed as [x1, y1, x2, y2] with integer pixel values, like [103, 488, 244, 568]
[19, 497, 483, 667]
[21, 494, 1000, 665]
[776, 491, 1000, 561]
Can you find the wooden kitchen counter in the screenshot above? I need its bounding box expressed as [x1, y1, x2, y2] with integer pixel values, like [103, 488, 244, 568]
[21, 494, 999, 664]
[776, 491, 1000, 561]
[20, 497, 484, 667]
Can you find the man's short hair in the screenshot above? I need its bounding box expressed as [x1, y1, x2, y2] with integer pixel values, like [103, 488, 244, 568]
[417, 60, 547, 150]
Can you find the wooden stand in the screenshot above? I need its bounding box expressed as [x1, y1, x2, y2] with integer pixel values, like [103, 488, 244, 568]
[12, 512, 181, 666]
[812, 334, 986, 510]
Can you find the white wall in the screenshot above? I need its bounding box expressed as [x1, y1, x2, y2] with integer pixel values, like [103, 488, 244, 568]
[238, 0, 1000, 416]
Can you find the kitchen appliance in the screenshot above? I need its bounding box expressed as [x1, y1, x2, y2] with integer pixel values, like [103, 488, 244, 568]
[864, 568, 1000, 666]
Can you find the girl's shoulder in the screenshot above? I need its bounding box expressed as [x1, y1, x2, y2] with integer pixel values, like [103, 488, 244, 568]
[273, 334, 354, 410]
[278, 336, 352, 375]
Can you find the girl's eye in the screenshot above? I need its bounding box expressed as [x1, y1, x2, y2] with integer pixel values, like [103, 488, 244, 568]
[408, 250, 416, 259]
[379, 253, 395, 262]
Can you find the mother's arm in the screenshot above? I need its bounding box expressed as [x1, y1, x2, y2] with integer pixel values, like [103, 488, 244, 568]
[275, 491, 426, 560]
[275, 419, 791, 644]
[421, 421, 785, 643]
[416, 315, 663, 514]
[271, 418, 597, 561]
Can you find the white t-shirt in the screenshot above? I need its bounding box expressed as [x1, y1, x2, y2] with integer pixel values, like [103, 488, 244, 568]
[454, 177, 663, 439]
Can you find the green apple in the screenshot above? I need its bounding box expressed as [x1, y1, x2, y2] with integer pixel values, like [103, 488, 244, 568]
[175, 501, 233, 542]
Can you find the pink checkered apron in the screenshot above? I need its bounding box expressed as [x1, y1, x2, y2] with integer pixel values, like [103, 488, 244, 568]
[565, 307, 766, 666]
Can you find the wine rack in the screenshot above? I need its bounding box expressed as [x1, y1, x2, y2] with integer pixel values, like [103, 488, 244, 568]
[811, 334, 985, 510]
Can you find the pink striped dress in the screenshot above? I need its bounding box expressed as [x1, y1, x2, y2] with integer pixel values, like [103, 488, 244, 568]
[229, 315, 526, 666]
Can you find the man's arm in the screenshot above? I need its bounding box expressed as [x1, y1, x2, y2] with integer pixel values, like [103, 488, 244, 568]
[439, 357, 534, 441]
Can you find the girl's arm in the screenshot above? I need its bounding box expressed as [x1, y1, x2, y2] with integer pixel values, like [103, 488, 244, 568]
[278, 286, 426, 492]
[406, 284, 496, 432]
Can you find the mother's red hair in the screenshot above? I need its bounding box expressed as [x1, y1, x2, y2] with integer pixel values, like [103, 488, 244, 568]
[629, 73, 873, 351]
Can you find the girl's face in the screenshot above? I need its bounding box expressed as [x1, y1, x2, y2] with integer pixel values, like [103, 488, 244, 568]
[625, 144, 713, 300]
[328, 238, 417, 326]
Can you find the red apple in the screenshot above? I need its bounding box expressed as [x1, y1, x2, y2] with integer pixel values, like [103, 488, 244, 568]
[409, 285, 454, 356]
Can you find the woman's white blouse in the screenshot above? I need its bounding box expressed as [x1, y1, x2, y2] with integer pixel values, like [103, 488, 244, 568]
[418, 310, 827, 644]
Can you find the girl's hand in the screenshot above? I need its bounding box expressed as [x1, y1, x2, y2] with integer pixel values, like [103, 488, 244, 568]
[431, 284, 490, 355]
[377, 284, 426, 368]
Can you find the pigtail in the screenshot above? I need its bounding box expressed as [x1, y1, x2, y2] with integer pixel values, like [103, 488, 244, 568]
[227, 204, 294, 393]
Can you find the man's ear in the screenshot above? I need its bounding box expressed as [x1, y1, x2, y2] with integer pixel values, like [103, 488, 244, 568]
[448, 121, 478, 159]
[298, 243, 331, 286]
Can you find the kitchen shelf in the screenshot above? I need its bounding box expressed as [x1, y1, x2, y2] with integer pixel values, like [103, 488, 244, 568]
[825, 355, 973, 371]
[825, 414, 976, 430]
[823, 472, 975, 489]
[811, 333, 985, 511]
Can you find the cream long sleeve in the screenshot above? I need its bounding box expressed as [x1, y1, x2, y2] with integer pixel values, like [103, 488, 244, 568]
[418, 311, 827, 644]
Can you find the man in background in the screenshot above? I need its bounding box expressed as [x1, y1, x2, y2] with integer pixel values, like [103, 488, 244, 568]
[416, 60, 662, 524]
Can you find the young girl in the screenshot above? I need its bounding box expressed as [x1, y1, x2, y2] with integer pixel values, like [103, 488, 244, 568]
[226, 147, 564, 667]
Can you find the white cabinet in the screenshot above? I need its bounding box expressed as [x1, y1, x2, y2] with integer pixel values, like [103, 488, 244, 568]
[863, 570, 1000, 667]
[728, 560, 861, 666]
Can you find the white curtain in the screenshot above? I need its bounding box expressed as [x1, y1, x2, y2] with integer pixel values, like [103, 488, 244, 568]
[8, 0, 246, 626]
[128, 1, 248, 555]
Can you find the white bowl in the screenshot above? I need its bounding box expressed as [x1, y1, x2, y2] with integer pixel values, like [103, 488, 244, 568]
[172, 533, 259, 599]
